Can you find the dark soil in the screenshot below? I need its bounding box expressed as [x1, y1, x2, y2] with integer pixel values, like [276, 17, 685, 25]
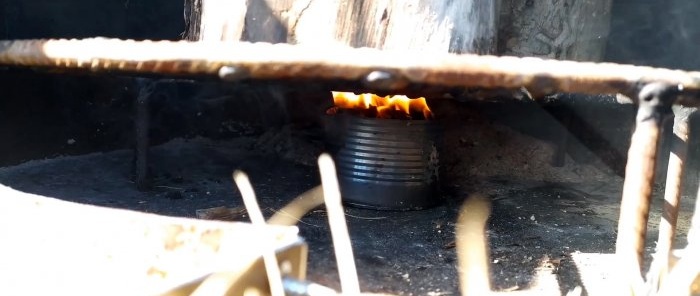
[0, 135, 694, 296]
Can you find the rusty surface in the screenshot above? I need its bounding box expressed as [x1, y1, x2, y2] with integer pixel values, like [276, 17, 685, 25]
[616, 118, 662, 293]
[2, 38, 700, 104]
[659, 107, 694, 257]
[615, 84, 677, 294]
[648, 106, 695, 292]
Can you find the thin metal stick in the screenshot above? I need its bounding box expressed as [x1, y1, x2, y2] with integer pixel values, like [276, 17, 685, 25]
[318, 153, 361, 295]
[267, 185, 324, 226]
[456, 194, 492, 296]
[233, 171, 285, 296]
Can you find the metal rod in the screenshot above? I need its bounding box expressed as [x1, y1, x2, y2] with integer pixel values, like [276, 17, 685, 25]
[657, 179, 700, 296]
[647, 106, 694, 293]
[456, 194, 492, 296]
[2, 39, 700, 103]
[615, 83, 679, 294]
[134, 78, 152, 191]
[267, 185, 324, 226]
[659, 107, 693, 252]
[233, 171, 285, 296]
[656, 144, 700, 295]
[318, 154, 361, 295]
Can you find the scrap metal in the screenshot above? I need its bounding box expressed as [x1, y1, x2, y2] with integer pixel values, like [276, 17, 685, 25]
[2, 38, 700, 295]
[1, 38, 700, 103]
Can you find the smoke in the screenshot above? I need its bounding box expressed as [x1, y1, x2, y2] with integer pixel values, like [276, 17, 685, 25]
[605, 0, 700, 70]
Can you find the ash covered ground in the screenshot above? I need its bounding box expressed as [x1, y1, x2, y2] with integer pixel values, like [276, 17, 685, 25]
[0, 102, 695, 295]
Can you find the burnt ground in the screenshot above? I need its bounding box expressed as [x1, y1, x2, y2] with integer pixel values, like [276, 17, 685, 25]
[0, 136, 695, 296]
[1, 0, 700, 294]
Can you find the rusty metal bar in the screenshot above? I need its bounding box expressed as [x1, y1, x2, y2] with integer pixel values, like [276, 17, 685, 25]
[659, 107, 694, 259]
[2, 39, 700, 104]
[647, 106, 695, 293]
[615, 83, 679, 294]
[656, 178, 700, 296]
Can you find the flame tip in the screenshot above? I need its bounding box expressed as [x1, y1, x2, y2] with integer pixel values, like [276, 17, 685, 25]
[331, 91, 433, 120]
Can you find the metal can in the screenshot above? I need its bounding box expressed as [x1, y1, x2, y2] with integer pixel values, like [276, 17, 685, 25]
[325, 112, 441, 210]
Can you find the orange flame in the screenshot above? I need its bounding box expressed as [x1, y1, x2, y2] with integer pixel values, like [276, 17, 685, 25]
[331, 91, 433, 120]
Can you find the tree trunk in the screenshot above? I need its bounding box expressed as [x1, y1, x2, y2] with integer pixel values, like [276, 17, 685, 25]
[498, 0, 613, 61]
[334, 0, 499, 54]
[184, 0, 500, 54]
[184, 0, 249, 41]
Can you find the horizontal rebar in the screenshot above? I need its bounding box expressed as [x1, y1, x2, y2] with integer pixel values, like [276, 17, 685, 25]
[1, 38, 700, 104]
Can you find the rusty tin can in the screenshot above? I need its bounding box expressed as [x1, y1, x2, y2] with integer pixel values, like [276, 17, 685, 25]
[325, 112, 441, 210]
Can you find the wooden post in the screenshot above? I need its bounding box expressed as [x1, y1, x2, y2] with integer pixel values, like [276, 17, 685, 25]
[134, 78, 154, 191]
[334, 0, 499, 53]
[183, 0, 500, 54]
[184, 0, 248, 41]
[497, 0, 614, 171]
[498, 0, 613, 61]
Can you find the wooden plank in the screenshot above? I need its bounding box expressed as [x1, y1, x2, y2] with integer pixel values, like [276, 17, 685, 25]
[499, 0, 613, 61]
[0, 184, 304, 295]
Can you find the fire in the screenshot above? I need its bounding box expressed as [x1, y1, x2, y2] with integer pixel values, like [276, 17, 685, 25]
[330, 91, 433, 120]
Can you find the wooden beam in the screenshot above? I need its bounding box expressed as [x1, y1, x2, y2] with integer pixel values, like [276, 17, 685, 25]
[0, 184, 305, 295]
